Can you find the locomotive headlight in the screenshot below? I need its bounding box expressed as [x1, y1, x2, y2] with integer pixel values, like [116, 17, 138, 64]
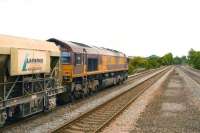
[63, 76, 71, 81]
[63, 76, 67, 80]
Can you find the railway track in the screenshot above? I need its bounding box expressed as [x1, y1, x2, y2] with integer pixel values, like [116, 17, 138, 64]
[180, 66, 200, 84]
[1, 68, 165, 132]
[126, 67, 165, 84]
[52, 67, 170, 133]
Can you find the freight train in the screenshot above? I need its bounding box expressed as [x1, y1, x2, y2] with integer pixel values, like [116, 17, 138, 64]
[0, 35, 128, 126]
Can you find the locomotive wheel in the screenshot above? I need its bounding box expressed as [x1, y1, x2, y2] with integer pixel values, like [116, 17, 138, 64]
[117, 80, 120, 85]
[57, 92, 72, 104]
[69, 93, 75, 102]
[83, 87, 89, 97]
[84, 91, 89, 97]
[95, 85, 99, 92]
[73, 91, 81, 99]
[89, 89, 94, 96]
[0, 111, 6, 127]
[0, 120, 5, 128]
[113, 78, 117, 85]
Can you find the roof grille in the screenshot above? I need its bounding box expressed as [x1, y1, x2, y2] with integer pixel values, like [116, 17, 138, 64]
[101, 47, 120, 53]
[70, 41, 91, 48]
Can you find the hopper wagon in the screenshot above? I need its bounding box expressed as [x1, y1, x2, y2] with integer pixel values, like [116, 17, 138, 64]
[0, 35, 64, 126]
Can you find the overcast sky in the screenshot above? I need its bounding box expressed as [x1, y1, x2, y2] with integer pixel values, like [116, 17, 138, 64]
[0, 0, 200, 57]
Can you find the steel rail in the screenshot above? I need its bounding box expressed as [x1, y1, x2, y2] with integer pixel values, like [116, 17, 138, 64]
[52, 67, 170, 133]
[1, 67, 165, 131]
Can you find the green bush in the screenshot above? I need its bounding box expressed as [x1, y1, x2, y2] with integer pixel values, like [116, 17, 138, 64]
[188, 49, 200, 69]
[128, 52, 187, 74]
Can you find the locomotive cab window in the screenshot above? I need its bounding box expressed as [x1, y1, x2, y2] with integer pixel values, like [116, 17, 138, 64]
[88, 58, 98, 71]
[75, 54, 82, 65]
[61, 52, 71, 64]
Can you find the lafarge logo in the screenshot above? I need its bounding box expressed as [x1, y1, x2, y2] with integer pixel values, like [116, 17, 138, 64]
[11, 49, 50, 75]
[22, 53, 44, 71]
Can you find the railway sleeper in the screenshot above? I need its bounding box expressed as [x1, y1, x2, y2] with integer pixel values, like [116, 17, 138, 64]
[72, 122, 98, 128]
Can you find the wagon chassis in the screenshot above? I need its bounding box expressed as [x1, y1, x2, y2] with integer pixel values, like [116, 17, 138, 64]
[0, 67, 64, 126]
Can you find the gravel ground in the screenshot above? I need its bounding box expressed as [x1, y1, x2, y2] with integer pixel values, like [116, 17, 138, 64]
[102, 67, 173, 133]
[178, 66, 200, 111]
[131, 67, 200, 133]
[1, 68, 167, 133]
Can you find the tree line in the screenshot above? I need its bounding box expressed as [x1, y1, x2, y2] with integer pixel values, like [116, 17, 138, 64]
[187, 49, 200, 69]
[128, 53, 187, 74]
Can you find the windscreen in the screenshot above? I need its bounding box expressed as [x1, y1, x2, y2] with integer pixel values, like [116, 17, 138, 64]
[61, 52, 71, 64]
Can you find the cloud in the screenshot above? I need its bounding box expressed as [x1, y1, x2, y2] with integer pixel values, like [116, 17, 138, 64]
[0, 0, 200, 57]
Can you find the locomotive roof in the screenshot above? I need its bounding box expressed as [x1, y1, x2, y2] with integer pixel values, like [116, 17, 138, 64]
[48, 38, 126, 57]
[0, 34, 60, 56]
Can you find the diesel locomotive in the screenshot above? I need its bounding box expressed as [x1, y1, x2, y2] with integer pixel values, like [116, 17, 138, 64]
[0, 35, 128, 126]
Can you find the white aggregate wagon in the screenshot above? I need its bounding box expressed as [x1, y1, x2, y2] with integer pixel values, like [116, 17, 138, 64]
[0, 35, 63, 126]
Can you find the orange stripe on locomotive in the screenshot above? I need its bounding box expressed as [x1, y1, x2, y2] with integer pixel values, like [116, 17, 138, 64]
[48, 39, 127, 80]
